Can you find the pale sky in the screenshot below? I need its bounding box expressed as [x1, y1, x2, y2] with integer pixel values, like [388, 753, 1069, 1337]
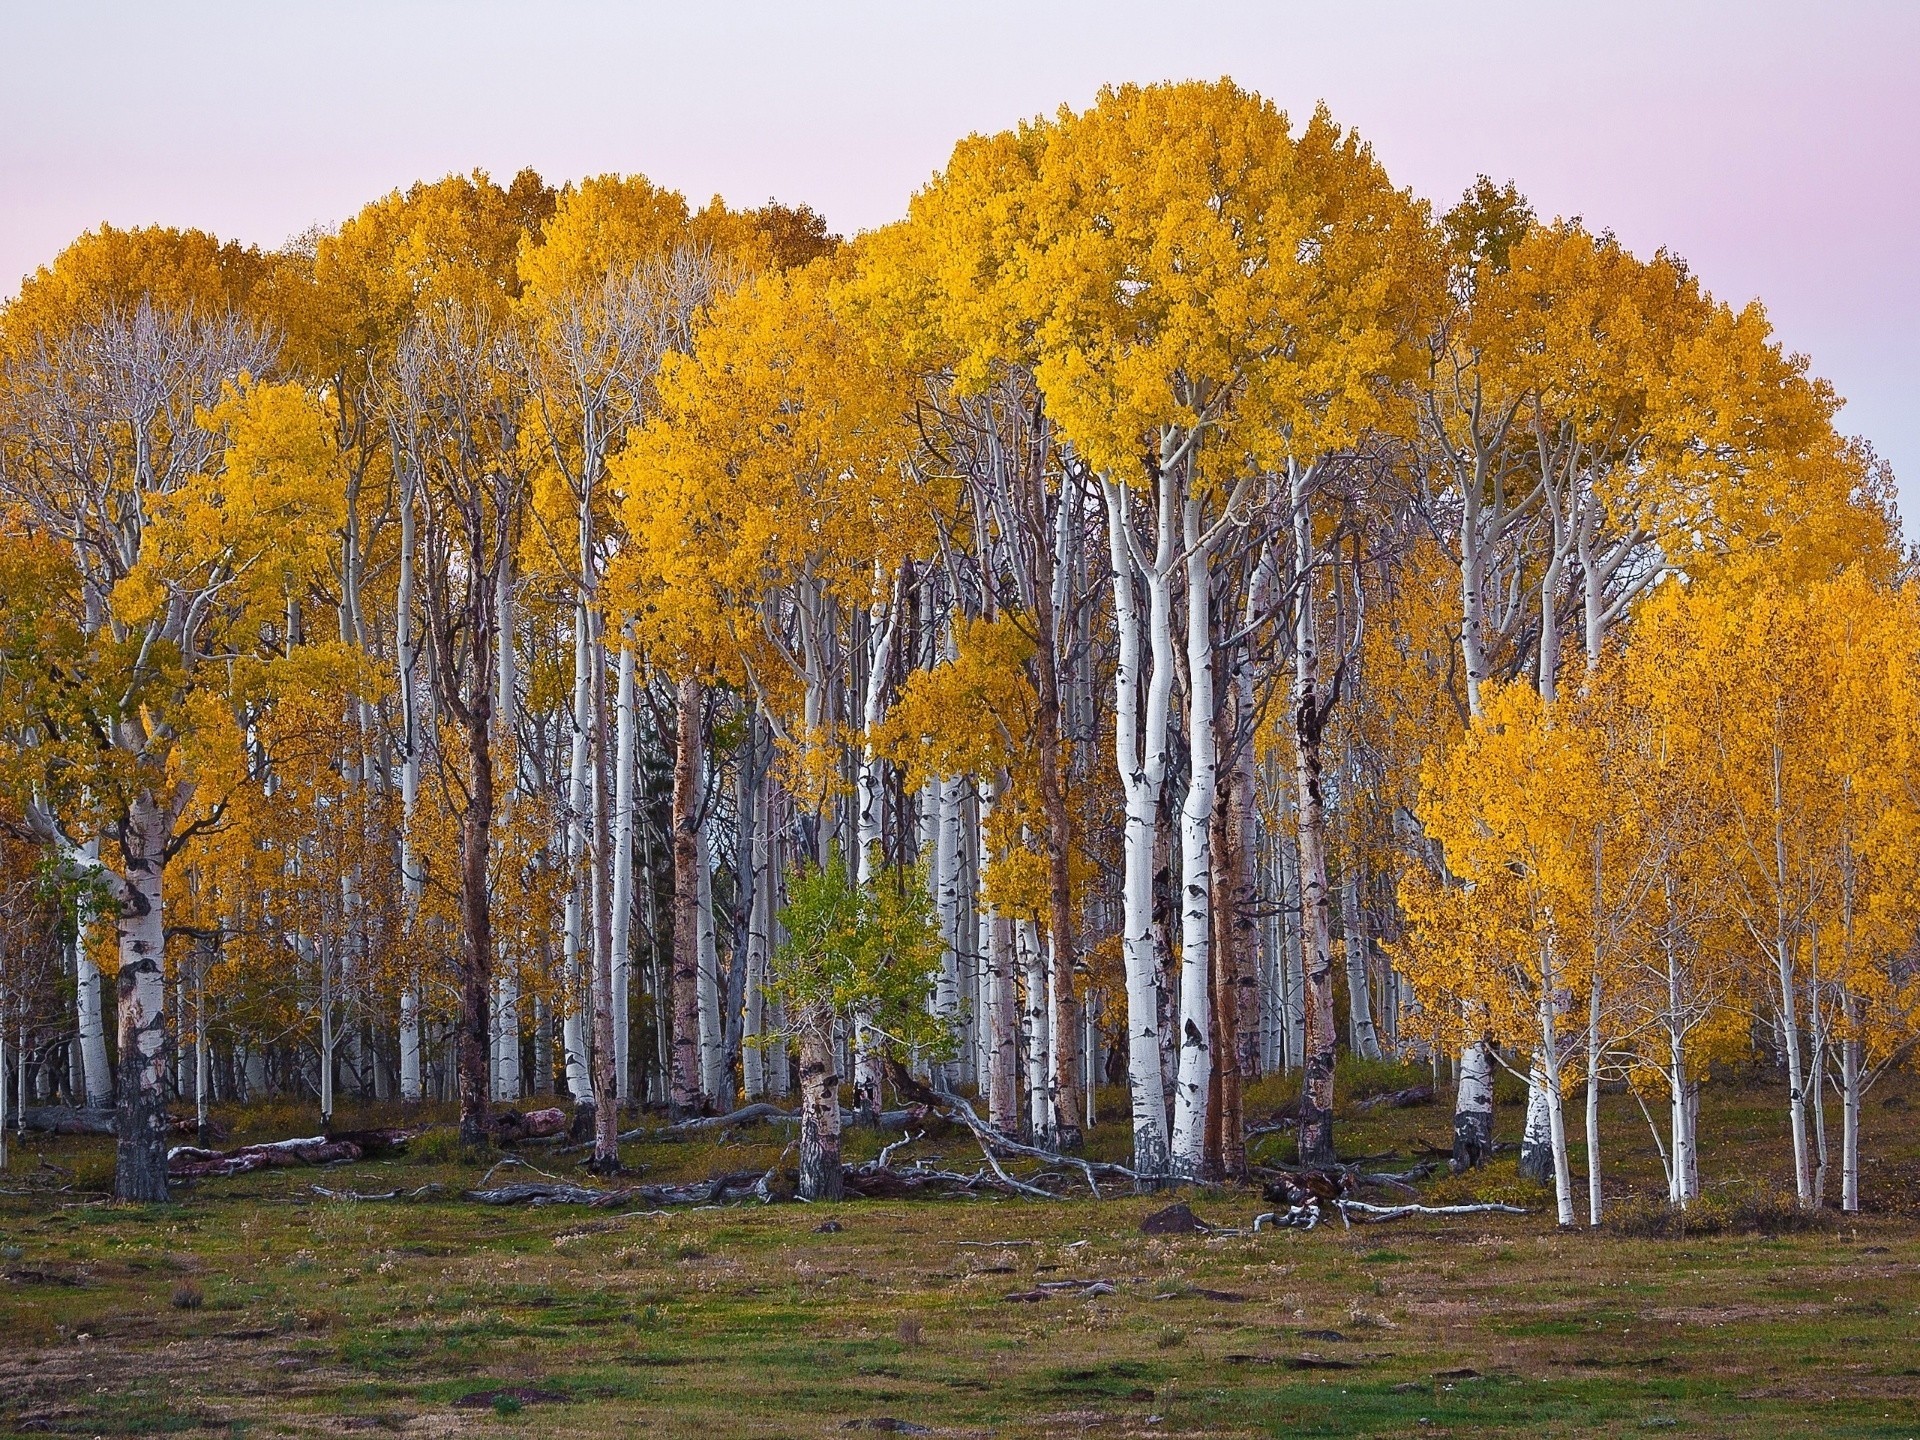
[4, 1, 1915, 523]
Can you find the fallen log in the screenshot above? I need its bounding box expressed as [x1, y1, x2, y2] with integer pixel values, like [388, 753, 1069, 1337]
[15, 1106, 116, 1136]
[466, 1169, 770, 1207]
[1253, 1197, 1530, 1231]
[1261, 1169, 1354, 1215]
[308, 1184, 444, 1202]
[1352, 1084, 1436, 1112]
[925, 1087, 1138, 1198]
[325, 1127, 419, 1158]
[170, 1135, 364, 1179]
[489, 1107, 568, 1142]
[625, 1104, 928, 1143]
[1336, 1199, 1529, 1223]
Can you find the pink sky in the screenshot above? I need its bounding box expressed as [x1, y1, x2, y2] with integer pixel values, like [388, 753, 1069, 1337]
[4, 1, 1915, 522]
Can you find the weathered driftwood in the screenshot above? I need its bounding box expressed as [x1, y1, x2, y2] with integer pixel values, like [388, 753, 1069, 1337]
[926, 1088, 1138, 1198]
[1253, 1197, 1530, 1231]
[1336, 1199, 1529, 1223]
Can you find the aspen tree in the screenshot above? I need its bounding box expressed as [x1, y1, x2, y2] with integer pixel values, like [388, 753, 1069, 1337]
[0, 228, 300, 1196]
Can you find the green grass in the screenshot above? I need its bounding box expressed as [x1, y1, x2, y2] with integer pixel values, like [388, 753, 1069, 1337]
[0, 1073, 1915, 1437]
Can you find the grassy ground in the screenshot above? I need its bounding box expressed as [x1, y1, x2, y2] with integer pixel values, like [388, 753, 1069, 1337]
[1, 1066, 1916, 1438]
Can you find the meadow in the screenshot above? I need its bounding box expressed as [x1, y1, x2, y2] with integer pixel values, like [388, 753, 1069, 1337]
[3, 1068, 1916, 1439]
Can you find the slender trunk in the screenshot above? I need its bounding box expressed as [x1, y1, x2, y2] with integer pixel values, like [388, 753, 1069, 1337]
[932, 775, 964, 1087]
[1022, 919, 1052, 1141]
[982, 771, 1019, 1130]
[1171, 505, 1218, 1172]
[1291, 466, 1337, 1166]
[456, 691, 495, 1148]
[73, 868, 112, 1106]
[984, 908, 1019, 1133]
[1662, 873, 1696, 1205]
[194, 934, 210, 1143]
[588, 626, 620, 1169]
[319, 936, 335, 1127]
[1341, 861, 1382, 1061]
[611, 638, 637, 1103]
[1279, 821, 1305, 1071]
[1840, 993, 1861, 1213]
[1208, 764, 1250, 1178]
[1586, 963, 1604, 1227]
[396, 464, 423, 1103]
[562, 603, 594, 1106]
[696, 821, 728, 1105]
[1459, 477, 1488, 719]
[1104, 473, 1175, 1179]
[743, 767, 772, 1101]
[1776, 936, 1813, 1206]
[670, 675, 705, 1117]
[1033, 572, 1083, 1149]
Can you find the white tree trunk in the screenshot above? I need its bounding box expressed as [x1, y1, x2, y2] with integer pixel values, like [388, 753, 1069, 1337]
[1774, 937, 1813, 1207]
[1521, 1063, 1553, 1178]
[1021, 918, 1052, 1142]
[611, 638, 636, 1102]
[72, 850, 113, 1106]
[696, 819, 727, 1104]
[742, 774, 772, 1101]
[1170, 500, 1217, 1173]
[495, 976, 521, 1100]
[933, 775, 964, 1086]
[1342, 865, 1382, 1061]
[396, 454, 425, 1103]
[113, 792, 174, 1201]
[1840, 1026, 1861, 1213]
[1104, 473, 1175, 1177]
[1453, 1039, 1495, 1169]
[1585, 971, 1604, 1226]
[562, 600, 594, 1106]
[984, 907, 1018, 1132]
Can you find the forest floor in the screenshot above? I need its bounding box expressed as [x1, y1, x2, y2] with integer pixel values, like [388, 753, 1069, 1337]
[1, 1065, 1917, 1439]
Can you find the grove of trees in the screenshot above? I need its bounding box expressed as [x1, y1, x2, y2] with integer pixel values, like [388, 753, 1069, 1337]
[0, 80, 1912, 1215]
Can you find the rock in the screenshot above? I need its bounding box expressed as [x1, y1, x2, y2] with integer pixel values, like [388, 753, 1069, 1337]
[1286, 1354, 1358, 1370]
[1139, 1203, 1206, 1235]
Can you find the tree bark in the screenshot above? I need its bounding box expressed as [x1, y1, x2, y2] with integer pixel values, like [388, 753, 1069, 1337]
[455, 681, 496, 1149]
[669, 675, 705, 1119]
[73, 876, 113, 1108]
[611, 638, 637, 1102]
[1291, 466, 1337, 1167]
[1103, 473, 1175, 1179]
[1452, 1039, 1495, 1171]
[111, 791, 174, 1202]
[588, 626, 620, 1170]
[796, 1000, 843, 1201]
[1171, 503, 1220, 1173]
